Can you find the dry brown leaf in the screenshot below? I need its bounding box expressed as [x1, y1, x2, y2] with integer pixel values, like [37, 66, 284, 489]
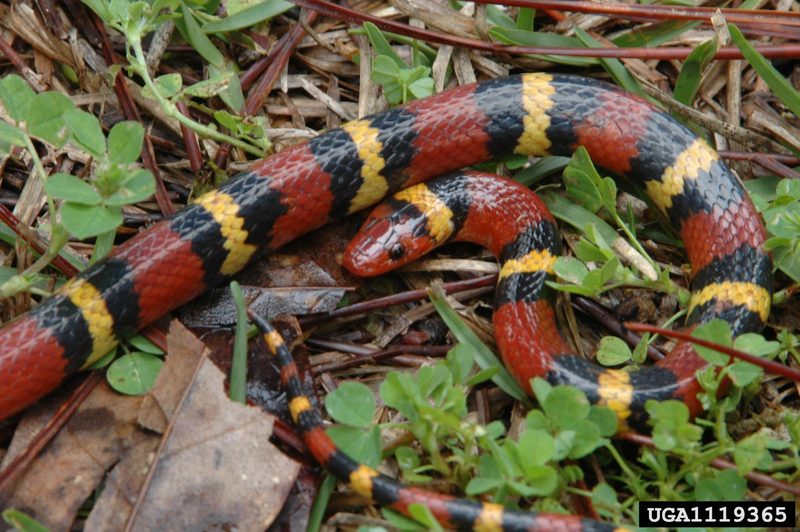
[0, 379, 147, 529]
[1, 322, 299, 531]
[86, 321, 300, 531]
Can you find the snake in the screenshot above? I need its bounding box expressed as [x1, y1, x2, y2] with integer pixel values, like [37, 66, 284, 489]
[0, 73, 772, 530]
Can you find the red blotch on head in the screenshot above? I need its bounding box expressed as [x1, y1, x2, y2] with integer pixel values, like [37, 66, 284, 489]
[343, 203, 438, 277]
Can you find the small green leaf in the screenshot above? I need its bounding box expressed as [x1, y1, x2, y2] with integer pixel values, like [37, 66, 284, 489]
[108, 121, 144, 164]
[553, 256, 588, 284]
[597, 256, 620, 285]
[733, 430, 772, 474]
[364, 22, 407, 69]
[582, 269, 605, 292]
[776, 178, 800, 200]
[394, 446, 421, 470]
[613, 20, 699, 48]
[514, 156, 570, 187]
[154, 73, 184, 99]
[552, 429, 576, 460]
[2, 509, 50, 532]
[27, 92, 74, 147]
[588, 405, 618, 436]
[106, 352, 163, 395]
[543, 386, 590, 429]
[202, 0, 292, 32]
[516, 7, 535, 30]
[574, 238, 611, 264]
[326, 425, 381, 468]
[0, 75, 35, 122]
[566, 420, 604, 458]
[325, 381, 376, 428]
[673, 37, 718, 105]
[229, 280, 248, 404]
[596, 336, 632, 366]
[64, 109, 106, 158]
[213, 109, 241, 131]
[728, 361, 763, 388]
[465, 476, 503, 495]
[380, 372, 417, 421]
[530, 377, 552, 404]
[87, 347, 117, 370]
[446, 343, 474, 384]
[488, 26, 598, 67]
[372, 55, 401, 85]
[407, 503, 444, 532]
[465, 366, 499, 387]
[181, 2, 224, 67]
[60, 203, 122, 239]
[125, 2, 149, 37]
[591, 482, 619, 517]
[729, 23, 800, 117]
[646, 399, 690, 426]
[695, 469, 747, 501]
[632, 334, 650, 364]
[734, 333, 779, 358]
[542, 192, 619, 246]
[182, 72, 234, 98]
[0, 121, 28, 149]
[564, 148, 604, 213]
[690, 319, 733, 366]
[105, 169, 155, 206]
[515, 465, 558, 495]
[382, 508, 429, 531]
[45, 173, 102, 204]
[408, 75, 434, 100]
[128, 334, 164, 354]
[646, 399, 701, 450]
[517, 429, 555, 466]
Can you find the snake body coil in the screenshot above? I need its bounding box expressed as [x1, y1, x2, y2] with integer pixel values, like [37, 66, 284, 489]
[0, 73, 772, 530]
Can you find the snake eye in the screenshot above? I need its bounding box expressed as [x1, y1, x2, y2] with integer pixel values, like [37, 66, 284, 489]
[389, 243, 406, 261]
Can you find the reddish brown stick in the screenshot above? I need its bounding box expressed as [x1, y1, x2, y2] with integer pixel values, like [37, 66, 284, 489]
[625, 322, 800, 382]
[291, 0, 800, 60]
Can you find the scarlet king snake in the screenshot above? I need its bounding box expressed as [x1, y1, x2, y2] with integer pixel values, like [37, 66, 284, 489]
[0, 73, 772, 530]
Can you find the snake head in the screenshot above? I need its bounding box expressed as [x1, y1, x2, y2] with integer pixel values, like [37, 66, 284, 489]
[343, 197, 441, 277]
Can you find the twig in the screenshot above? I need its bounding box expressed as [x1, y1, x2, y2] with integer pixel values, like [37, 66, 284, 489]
[297, 274, 497, 327]
[625, 322, 800, 382]
[0, 372, 103, 497]
[573, 296, 665, 361]
[474, 0, 800, 27]
[641, 81, 790, 154]
[291, 0, 800, 60]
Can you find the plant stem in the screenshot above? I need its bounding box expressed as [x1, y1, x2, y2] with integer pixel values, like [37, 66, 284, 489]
[0, 225, 71, 298]
[0, 137, 74, 298]
[613, 212, 658, 272]
[130, 40, 264, 157]
[604, 440, 639, 481]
